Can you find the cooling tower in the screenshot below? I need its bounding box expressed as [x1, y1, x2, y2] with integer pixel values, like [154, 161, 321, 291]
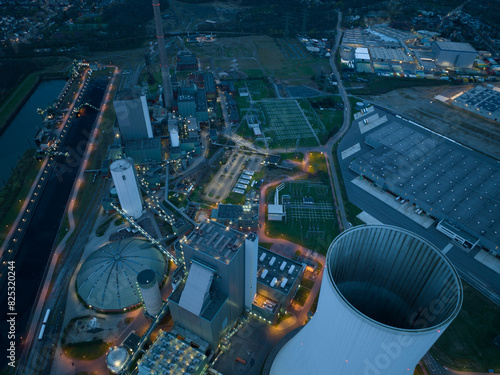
[137, 269, 163, 317]
[169, 127, 180, 147]
[270, 225, 462, 375]
[110, 158, 143, 219]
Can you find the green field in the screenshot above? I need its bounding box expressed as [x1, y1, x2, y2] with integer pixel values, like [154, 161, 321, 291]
[293, 286, 311, 306]
[330, 143, 364, 226]
[0, 150, 41, 243]
[63, 340, 110, 360]
[0, 73, 39, 131]
[348, 76, 451, 95]
[280, 152, 304, 162]
[430, 282, 500, 372]
[305, 96, 344, 144]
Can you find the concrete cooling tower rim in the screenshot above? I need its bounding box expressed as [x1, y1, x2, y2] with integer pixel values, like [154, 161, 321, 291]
[326, 224, 463, 333]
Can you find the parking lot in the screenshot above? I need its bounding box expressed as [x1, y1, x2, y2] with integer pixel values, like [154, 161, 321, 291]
[203, 150, 264, 202]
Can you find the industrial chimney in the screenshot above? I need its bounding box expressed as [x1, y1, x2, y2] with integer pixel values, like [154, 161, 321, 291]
[152, 0, 173, 109]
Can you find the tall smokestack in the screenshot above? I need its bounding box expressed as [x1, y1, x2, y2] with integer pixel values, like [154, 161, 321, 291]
[152, 0, 173, 109]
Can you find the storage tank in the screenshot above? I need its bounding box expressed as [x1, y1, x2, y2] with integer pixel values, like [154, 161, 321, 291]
[170, 127, 180, 147]
[137, 269, 163, 317]
[106, 346, 130, 374]
[270, 225, 462, 375]
[355, 101, 365, 110]
[110, 158, 143, 219]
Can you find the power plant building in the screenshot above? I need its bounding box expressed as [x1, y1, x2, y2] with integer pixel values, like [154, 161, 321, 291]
[270, 225, 462, 375]
[110, 158, 143, 219]
[124, 138, 162, 164]
[168, 221, 247, 348]
[76, 238, 167, 312]
[254, 247, 304, 323]
[113, 89, 153, 141]
[431, 41, 477, 68]
[138, 330, 208, 375]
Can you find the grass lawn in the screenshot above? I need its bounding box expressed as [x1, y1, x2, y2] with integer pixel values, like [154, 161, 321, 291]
[95, 213, 118, 237]
[300, 277, 315, 289]
[308, 152, 328, 174]
[259, 242, 274, 250]
[276, 312, 293, 325]
[280, 152, 304, 162]
[63, 340, 110, 360]
[348, 77, 451, 95]
[430, 281, 500, 372]
[223, 192, 246, 205]
[330, 143, 364, 226]
[309, 293, 319, 314]
[0, 72, 39, 130]
[0, 150, 41, 242]
[293, 286, 311, 306]
[317, 109, 343, 144]
[413, 364, 425, 375]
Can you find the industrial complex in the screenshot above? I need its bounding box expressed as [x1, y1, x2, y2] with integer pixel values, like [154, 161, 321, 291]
[4, 0, 500, 374]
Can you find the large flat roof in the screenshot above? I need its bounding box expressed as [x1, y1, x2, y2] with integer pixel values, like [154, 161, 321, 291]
[257, 247, 303, 294]
[138, 330, 207, 375]
[350, 121, 500, 248]
[453, 86, 500, 120]
[434, 41, 476, 53]
[181, 220, 246, 263]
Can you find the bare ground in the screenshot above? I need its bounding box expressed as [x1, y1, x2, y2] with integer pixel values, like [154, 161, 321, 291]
[361, 86, 500, 160]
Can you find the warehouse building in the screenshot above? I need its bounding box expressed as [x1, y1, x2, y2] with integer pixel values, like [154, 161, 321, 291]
[349, 121, 500, 255]
[431, 41, 477, 68]
[452, 85, 500, 122]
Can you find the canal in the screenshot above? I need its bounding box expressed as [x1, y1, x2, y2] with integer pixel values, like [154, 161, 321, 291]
[0, 80, 66, 189]
[0, 76, 108, 371]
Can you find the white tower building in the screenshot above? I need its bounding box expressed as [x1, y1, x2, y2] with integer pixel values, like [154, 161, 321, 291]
[244, 232, 258, 310]
[169, 127, 180, 147]
[110, 158, 143, 219]
[270, 225, 462, 375]
[137, 269, 163, 317]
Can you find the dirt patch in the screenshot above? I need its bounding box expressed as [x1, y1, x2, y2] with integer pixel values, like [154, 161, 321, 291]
[362, 86, 500, 160]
